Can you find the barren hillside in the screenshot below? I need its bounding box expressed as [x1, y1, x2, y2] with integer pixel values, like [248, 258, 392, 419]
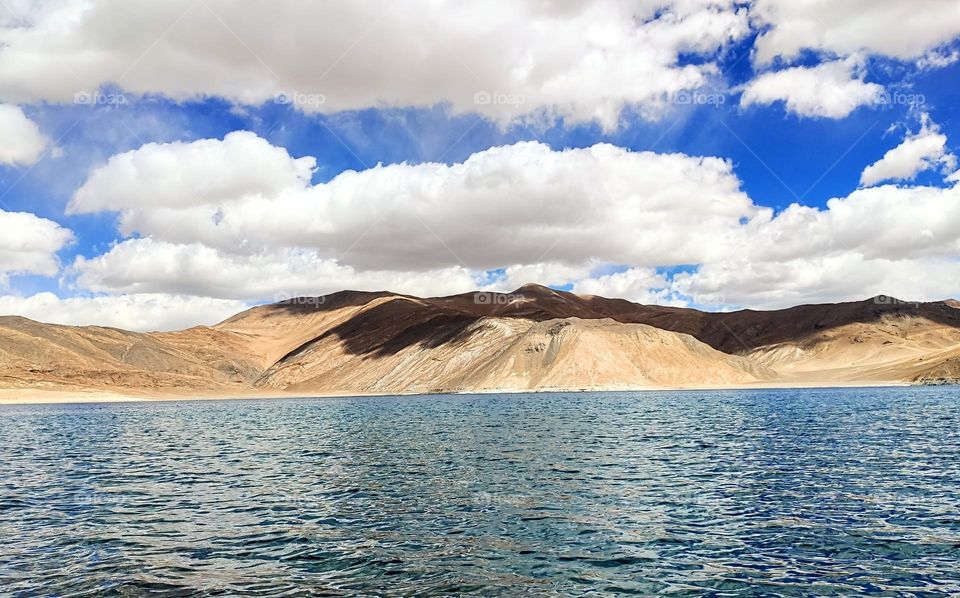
[1, 285, 958, 399]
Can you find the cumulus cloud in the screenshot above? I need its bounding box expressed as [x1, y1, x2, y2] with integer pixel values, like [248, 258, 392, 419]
[860, 116, 956, 186]
[740, 184, 960, 263]
[0, 104, 47, 165]
[0, 0, 750, 130]
[70, 239, 481, 300]
[68, 134, 761, 272]
[1, 1, 958, 135]
[2, 2, 959, 330]
[481, 262, 598, 294]
[740, 59, 883, 118]
[0, 209, 73, 285]
[0, 292, 248, 331]
[674, 183, 960, 307]
[60, 132, 960, 312]
[571, 267, 678, 305]
[0, 117, 956, 328]
[740, 2, 960, 120]
[751, 0, 960, 65]
[70, 131, 316, 212]
[675, 255, 960, 310]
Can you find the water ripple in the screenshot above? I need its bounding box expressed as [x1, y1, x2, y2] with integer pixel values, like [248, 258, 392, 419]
[1, 387, 960, 595]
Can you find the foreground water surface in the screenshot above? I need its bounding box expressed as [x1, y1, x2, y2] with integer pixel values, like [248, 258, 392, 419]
[1, 387, 959, 596]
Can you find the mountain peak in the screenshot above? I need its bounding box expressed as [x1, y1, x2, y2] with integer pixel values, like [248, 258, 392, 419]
[512, 283, 560, 295]
[4, 287, 960, 398]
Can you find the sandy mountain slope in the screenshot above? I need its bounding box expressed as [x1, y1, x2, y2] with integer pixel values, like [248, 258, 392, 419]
[1, 285, 959, 398]
[430, 285, 960, 356]
[0, 316, 263, 394]
[423, 286, 960, 384]
[217, 286, 960, 392]
[741, 311, 960, 382]
[253, 311, 771, 394]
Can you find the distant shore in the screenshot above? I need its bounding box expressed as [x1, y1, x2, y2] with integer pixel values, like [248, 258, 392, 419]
[0, 380, 918, 405]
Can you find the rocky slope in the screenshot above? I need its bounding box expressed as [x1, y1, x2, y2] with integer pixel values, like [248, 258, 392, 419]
[1, 285, 958, 398]
[0, 316, 263, 394]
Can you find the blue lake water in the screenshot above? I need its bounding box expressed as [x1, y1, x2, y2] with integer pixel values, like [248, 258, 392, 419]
[1, 387, 959, 596]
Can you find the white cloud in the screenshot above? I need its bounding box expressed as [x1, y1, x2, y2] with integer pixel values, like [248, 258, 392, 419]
[0, 104, 47, 165]
[68, 134, 762, 272]
[740, 59, 883, 118]
[61, 132, 960, 312]
[751, 0, 960, 65]
[70, 131, 316, 212]
[740, 0, 960, 120]
[1, 2, 958, 330]
[0, 292, 248, 331]
[572, 267, 678, 305]
[860, 116, 956, 186]
[0, 209, 73, 285]
[1, 1, 957, 138]
[70, 240, 693, 314]
[674, 183, 960, 307]
[0, 0, 750, 130]
[916, 49, 960, 70]
[481, 262, 598, 293]
[743, 184, 960, 262]
[674, 255, 960, 309]
[70, 239, 480, 300]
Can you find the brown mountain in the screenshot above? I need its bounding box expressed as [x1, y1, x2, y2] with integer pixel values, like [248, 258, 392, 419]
[2, 285, 959, 401]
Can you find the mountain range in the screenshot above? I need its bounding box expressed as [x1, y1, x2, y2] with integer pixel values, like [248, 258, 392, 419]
[2, 284, 959, 400]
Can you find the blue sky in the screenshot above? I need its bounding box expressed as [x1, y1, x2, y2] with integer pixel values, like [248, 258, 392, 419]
[1, 1, 959, 330]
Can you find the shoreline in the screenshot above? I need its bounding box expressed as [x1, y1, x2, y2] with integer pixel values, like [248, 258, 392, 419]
[0, 380, 918, 405]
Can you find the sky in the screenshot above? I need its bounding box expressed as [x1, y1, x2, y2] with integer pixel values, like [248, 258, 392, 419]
[1, 0, 959, 331]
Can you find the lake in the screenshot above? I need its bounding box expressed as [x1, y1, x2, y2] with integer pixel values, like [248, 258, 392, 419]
[1, 387, 959, 596]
